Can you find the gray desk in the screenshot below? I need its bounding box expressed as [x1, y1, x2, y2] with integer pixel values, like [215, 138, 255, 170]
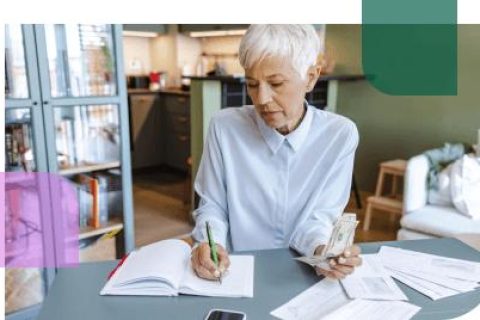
[38, 238, 480, 320]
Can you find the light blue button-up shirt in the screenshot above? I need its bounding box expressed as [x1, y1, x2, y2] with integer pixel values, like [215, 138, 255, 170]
[192, 104, 359, 256]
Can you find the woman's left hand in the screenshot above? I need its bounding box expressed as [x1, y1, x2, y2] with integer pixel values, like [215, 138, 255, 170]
[315, 245, 362, 280]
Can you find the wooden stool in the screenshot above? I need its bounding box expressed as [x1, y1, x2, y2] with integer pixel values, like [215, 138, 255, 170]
[363, 159, 407, 231]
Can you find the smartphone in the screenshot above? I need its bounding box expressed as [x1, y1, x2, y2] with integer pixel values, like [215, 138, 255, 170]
[204, 309, 247, 320]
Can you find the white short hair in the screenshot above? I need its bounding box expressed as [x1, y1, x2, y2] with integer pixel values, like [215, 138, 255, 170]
[239, 24, 321, 78]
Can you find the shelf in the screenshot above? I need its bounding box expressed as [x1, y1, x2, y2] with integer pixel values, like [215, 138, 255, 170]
[5, 172, 36, 184]
[59, 161, 120, 176]
[79, 218, 123, 240]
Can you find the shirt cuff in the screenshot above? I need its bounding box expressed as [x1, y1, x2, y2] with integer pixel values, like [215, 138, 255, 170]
[306, 237, 330, 257]
[290, 228, 331, 257]
[191, 217, 228, 249]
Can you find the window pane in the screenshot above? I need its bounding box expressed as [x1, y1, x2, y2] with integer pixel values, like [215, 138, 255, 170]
[5, 24, 29, 99]
[5, 268, 45, 314]
[45, 24, 117, 97]
[5, 177, 46, 315]
[53, 104, 120, 171]
[5, 108, 36, 172]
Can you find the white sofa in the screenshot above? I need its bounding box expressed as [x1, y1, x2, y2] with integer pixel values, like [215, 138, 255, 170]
[398, 155, 480, 240]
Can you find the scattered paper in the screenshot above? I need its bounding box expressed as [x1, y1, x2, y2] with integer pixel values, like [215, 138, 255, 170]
[270, 280, 350, 320]
[379, 246, 480, 282]
[270, 278, 419, 320]
[340, 254, 408, 301]
[379, 246, 480, 300]
[386, 267, 461, 301]
[322, 299, 421, 320]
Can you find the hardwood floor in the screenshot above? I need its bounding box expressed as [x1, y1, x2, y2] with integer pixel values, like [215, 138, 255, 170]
[133, 172, 399, 248]
[133, 171, 193, 247]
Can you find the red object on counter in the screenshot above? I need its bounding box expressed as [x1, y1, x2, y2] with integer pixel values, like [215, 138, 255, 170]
[149, 71, 160, 84]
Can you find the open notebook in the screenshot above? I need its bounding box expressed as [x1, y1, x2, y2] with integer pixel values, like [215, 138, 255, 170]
[100, 239, 254, 297]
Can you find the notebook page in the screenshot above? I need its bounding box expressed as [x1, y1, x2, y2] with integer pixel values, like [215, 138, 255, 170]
[112, 239, 191, 290]
[180, 255, 254, 297]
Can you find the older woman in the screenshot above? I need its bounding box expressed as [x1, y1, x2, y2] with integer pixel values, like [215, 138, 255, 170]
[184, 24, 362, 280]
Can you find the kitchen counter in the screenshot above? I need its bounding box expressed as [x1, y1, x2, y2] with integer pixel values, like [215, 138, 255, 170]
[184, 74, 367, 83]
[127, 88, 190, 96]
[185, 75, 246, 83]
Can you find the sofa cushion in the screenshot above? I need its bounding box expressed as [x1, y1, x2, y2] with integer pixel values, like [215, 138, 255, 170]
[397, 228, 438, 241]
[401, 205, 480, 238]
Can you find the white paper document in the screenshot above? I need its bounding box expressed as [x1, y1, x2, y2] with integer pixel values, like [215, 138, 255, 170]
[340, 254, 408, 301]
[270, 278, 420, 320]
[385, 267, 462, 301]
[322, 299, 421, 320]
[378, 246, 480, 300]
[378, 246, 480, 282]
[270, 280, 350, 320]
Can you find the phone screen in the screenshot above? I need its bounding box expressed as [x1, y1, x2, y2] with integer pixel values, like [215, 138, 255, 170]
[206, 310, 245, 320]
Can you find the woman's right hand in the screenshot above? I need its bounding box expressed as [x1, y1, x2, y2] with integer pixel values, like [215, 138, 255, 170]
[191, 242, 230, 280]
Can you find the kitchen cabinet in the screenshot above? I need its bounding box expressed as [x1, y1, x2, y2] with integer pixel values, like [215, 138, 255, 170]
[306, 80, 329, 108]
[179, 24, 249, 33]
[220, 78, 325, 109]
[129, 94, 163, 168]
[122, 24, 167, 34]
[163, 95, 190, 171]
[129, 92, 190, 172]
[179, 24, 323, 34]
[222, 81, 251, 108]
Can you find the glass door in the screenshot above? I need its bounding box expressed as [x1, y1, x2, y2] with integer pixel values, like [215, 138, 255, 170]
[34, 24, 134, 258]
[4, 24, 53, 320]
[42, 24, 117, 98]
[4, 24, 134, 320]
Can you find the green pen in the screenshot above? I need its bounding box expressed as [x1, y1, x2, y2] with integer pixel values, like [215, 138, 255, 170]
[206, 221, 222, 283]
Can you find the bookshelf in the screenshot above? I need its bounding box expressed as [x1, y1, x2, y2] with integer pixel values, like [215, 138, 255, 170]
[59, 160, 120, 175]
[5, 24, 134, 320]
[79, 218, 123, 240]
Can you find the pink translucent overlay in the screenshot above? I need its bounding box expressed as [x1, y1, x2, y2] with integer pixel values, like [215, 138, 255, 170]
[1, 172, 79, 267]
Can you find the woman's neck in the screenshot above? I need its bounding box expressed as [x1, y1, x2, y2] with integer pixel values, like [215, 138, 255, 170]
[277, 105, 307, 135]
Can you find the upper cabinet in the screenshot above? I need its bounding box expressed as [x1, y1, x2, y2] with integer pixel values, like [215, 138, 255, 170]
[122, 24, 167, 34]
[179, 24, 249, 33]
[179, 24, 324, 33]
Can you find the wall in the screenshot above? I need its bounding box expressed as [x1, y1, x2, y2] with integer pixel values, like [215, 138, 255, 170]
[123, 32, 244, 84]
[200, 36, 244, 75]
[326, 24, 480, 191]
[150, 25, 179, 87]
[176, 33, 203, 77]
[122, 36, 151, 75]
[123, 25, 323, 80]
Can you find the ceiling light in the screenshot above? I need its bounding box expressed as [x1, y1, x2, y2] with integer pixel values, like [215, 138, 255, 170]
[189, 29, 247, 38]
[122, 31, 158, 38]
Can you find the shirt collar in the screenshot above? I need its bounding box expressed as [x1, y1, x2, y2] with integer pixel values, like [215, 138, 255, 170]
[254, 109, 285, 154]
[285, 103, 314, 152]
[254, 101, 314, 154]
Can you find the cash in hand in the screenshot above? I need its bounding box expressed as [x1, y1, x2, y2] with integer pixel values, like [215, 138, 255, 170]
[295, 213, 359, 270]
